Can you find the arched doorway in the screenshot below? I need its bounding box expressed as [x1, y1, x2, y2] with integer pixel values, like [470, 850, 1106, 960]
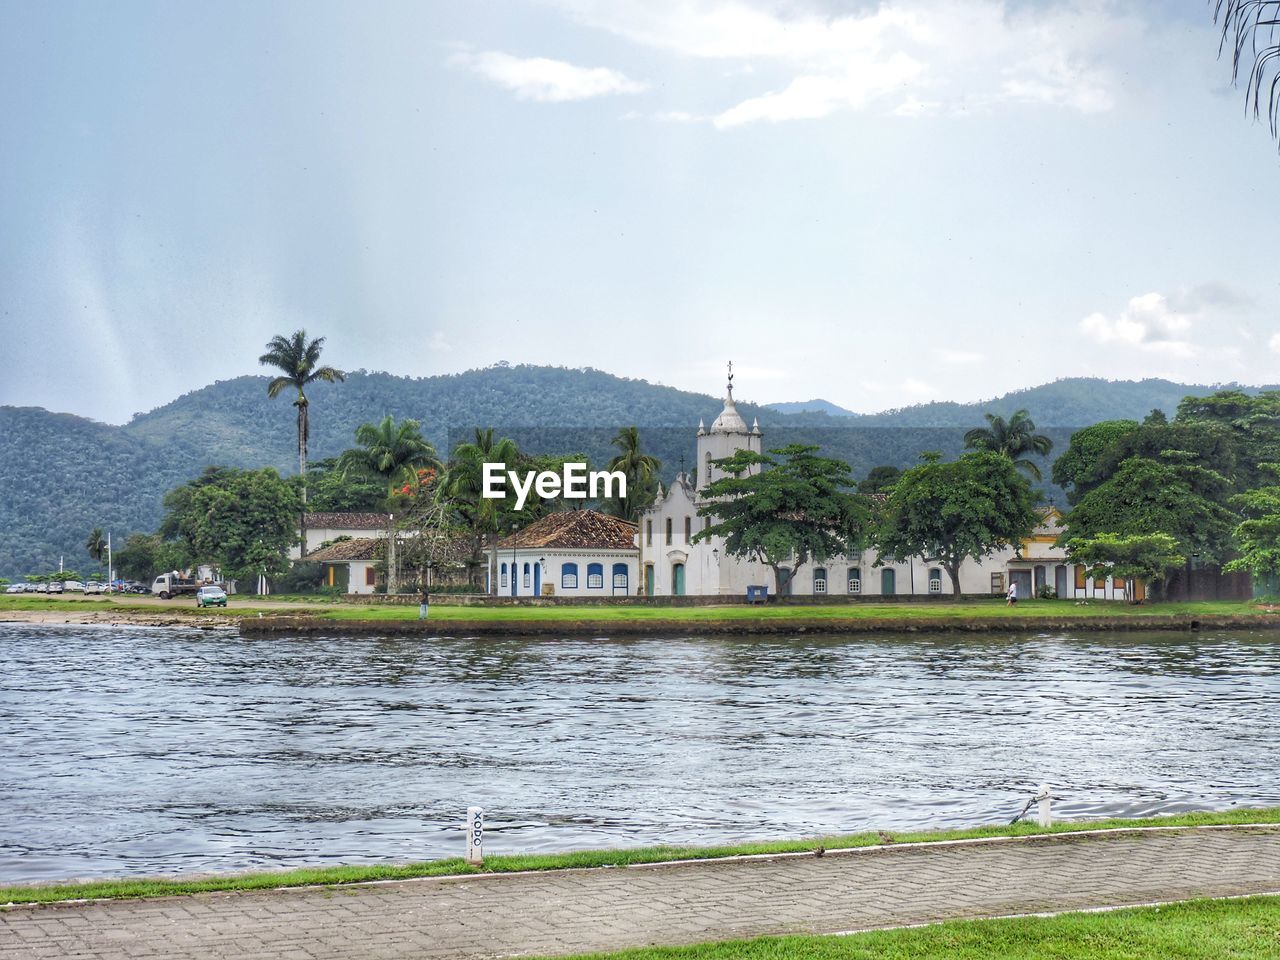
[1055, 565, 1068, 598]
[881, 568, 896, 595]
[645, 564, 654, 596]
[533, 562, 541, 597]
[672, 562, 686, 596]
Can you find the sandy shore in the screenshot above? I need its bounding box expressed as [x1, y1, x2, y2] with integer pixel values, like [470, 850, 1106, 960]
[0, 609, 235, 628]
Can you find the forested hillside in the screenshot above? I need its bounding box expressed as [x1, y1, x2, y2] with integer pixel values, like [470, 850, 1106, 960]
[0, 365, 1261, 576]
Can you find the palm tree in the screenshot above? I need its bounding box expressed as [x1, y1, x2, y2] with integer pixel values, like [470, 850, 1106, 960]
[258, 330, 346, 555]
[441, 428, 521, 592]
[338, 416, 440, 594]
[963, 409, 1053, 481]
[606, 426, 662, 521]
[1214, 2, 1280, 148]
[85, 527, 106, 576]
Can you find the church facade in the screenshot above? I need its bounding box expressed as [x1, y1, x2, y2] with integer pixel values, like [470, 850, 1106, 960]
[636, 379, 1136, 602]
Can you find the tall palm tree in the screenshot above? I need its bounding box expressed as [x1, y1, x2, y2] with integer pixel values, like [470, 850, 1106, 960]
[258, 330, 346, 555]
[606, 426, 662, 521]
[85, 527, 106, 575]
[1215, 1, 1280, 148]
[338, 416, 440, 593]
[441, 428, 521, 592]
[963, 409, 1053, 481]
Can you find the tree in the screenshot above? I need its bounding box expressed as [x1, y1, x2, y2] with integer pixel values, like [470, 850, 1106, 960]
[159, 467, 302, 585]
[1214, 2, 1280, 149]
[874, 452, 1039, 597]
[84, 528, 107, 574]
[693, 444, 870, 597]
[963, 409, 1053, 481]
[307, 457, 386, 513]
[440, 428, 521, 592]
[114, 533, 187, 582]
[1067, 533, 1184, 602]
[1060, 456, 1236, 567]
[258, 330, 346, 554]
[338, 416, 441, 502]
[857, 465, 902, 494]
[605, 426, 662, 521]
[1225, 463, 1280, 581]
[338, 416, 440, 594]
[1051, 421, 1140, 505]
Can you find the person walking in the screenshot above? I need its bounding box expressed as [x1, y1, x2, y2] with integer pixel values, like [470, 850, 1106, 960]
[1007, 579, 1018, 606]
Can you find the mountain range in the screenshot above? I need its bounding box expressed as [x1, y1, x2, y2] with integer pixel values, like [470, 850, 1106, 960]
[1, 365, 1270, 577]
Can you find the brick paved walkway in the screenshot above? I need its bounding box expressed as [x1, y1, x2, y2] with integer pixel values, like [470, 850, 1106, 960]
[2, 826, 1278, 960]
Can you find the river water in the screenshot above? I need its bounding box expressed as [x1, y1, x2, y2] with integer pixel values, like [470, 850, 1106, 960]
[1, 623, 1277, 883]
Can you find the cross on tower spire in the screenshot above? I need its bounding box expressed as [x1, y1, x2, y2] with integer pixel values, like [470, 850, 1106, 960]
[727, 360, 734, 400]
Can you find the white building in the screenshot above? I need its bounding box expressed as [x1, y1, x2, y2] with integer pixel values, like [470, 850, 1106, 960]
[636, 376, 1137, 602]
[492, 510, 639, 598]
[291, 512, 394, 560]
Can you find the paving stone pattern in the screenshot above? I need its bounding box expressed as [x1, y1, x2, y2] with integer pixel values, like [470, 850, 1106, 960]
[2, 827, 1278, 960]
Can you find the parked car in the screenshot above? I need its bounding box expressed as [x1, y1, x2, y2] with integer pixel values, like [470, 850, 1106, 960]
[47, 581, 64, 594]
[63, 581, 84, 592]
[5, 584, 23, 594]
[35, 583, 48, 594]
[195, 585, 227, 608]
[83, 582, 103, 595]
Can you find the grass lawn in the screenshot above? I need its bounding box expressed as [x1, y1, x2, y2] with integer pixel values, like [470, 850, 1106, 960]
[3, 808, 1276, 906]
[530, 896, 1280, 960]
[6, 594, 1267, 622]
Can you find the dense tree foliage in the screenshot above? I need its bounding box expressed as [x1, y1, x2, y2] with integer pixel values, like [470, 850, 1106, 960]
[873, 452, 1039, 596]
[604, 427, 662, 521]
[159, 467, 301, 582]
[694, 444, 869, 595]
[1225, 464, 1280, 579]
[857, 465, 902, 494]
[1051, 420, 1140, 504]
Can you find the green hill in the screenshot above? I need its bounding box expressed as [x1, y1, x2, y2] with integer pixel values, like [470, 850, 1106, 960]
[0, 366, 1265, 577]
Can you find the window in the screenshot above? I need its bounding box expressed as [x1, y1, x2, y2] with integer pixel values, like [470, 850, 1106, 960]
[814, 567, 827, 594]
[523, 563, 530, 588]
[500, 563, 508, 588]
[684, 516, 691, 542]
[646, 520, 652, 546]
[587, 563, 604, 589]
[1114, 576, 1126, 589]
[928, 568, 942, 594]
[665, 518, 673, 545]
[848, 568, 861, 594]
[612, 562, 628, 591]
[1075, 564, 1087, 589]
[365, 566, 376, 587]
[561, 563, 579, 590]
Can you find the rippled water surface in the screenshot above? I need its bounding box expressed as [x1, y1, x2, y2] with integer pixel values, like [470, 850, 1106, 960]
[1, 624, 1278, 882]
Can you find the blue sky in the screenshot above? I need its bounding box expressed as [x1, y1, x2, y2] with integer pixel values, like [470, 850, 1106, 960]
[1, 0, 1278, 423]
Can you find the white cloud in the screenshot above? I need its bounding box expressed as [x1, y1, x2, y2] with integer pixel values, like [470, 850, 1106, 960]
[1269, 333, 1280, 355]
[452, 50, 648, 102]
[1079, 292, 1197, 358]
[547, 0, 1134, 126]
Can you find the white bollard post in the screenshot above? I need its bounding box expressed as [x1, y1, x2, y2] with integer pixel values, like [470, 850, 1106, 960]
[466, 806, 484, 864]
[1037, 784, 1052, 827]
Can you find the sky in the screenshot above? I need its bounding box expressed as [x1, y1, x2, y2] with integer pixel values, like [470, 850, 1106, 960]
[2, 0, 1279, 424]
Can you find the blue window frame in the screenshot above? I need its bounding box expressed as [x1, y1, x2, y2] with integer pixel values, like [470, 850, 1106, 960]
[500, 563, 508, 588]
[587, 562, 604, 589]
[611, 562, 628, 592]
[523, 562, 531, 588]
[561, 562, 579, 589]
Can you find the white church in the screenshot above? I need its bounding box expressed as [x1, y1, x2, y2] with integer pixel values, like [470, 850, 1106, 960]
[632, 371, 1137, 602]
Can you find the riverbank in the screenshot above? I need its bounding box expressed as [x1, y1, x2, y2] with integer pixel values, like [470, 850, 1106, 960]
[4, 595, 1278, 634]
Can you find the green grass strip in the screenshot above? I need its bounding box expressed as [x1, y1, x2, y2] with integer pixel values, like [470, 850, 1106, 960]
[3, 808, 1277, 906]
[529, 895, 1280, 960]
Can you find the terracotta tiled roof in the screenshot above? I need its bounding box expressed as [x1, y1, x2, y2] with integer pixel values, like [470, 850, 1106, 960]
[308, 532, 478, 566]
[305, 512, 393, 530]
[497, 510, 637, 551]
[307, 538, 385, 562]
